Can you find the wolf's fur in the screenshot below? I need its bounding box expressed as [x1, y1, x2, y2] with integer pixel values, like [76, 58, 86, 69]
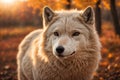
[17, 6, 101, 80]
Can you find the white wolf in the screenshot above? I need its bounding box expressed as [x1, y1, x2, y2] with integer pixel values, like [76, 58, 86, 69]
[17, 6, 101, 80]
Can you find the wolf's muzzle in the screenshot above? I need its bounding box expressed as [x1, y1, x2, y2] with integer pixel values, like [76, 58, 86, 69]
[56, 46, 64, 57]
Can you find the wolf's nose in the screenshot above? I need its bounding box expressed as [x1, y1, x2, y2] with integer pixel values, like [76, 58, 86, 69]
[56, 46, 64, 54]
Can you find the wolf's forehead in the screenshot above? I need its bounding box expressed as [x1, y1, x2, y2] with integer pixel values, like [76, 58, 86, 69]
[48, 10, 86, 31]
[51, 16, 85, 32]
[55, 13, 83, 27]
[58, 16, 79, 26]
[55, 11, 83, 24]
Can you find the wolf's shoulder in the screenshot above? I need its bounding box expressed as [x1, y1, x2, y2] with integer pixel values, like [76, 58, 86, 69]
[25, 29, 42, 40]
[17, 29, 42, 61]
[26, 29, 42, 38]
[19, 29, 42, 50]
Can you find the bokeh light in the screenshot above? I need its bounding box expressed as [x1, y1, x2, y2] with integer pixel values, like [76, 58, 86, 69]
[0, 0, 16, 4]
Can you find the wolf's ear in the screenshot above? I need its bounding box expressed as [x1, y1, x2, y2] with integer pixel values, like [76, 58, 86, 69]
[43, 6, 55, 26]
[81, 6, 94, 24]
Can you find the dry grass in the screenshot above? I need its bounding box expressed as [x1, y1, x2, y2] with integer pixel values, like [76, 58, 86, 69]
[0, 26, 37, 40]
[94, 22, 120, 80]
[0, 26, 38, 80]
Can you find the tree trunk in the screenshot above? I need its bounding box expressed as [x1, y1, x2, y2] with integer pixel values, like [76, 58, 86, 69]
[65, 0, 72, 9]
[95, 0, 102, 35]
[110, 0, 120, 35]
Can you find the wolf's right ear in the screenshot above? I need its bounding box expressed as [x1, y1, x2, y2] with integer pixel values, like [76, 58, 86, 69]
[43, 6, 55, 26]
[81, 6, 94, 24]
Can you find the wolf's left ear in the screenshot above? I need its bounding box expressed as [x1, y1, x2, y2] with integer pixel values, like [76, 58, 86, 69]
[81, 6, 94, 24]
[43, 6, 55, 26]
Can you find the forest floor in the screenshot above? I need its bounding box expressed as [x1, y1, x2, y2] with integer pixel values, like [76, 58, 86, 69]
[0, 22, 120, 80]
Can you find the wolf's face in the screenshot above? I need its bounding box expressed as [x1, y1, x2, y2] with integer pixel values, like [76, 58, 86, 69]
[49, 17, 90, 58]
[43, 6, 95, 58]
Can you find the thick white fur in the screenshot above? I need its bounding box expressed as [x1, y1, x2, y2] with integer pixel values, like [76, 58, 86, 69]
[17, 7, 101, 80]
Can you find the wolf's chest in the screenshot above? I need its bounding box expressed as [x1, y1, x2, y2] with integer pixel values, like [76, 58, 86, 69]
[33, 60, 82, 80]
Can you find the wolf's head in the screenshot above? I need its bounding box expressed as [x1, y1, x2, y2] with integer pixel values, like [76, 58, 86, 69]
[42, 6, 100, 59]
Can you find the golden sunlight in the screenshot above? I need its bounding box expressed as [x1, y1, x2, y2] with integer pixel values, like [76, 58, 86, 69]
[0, 0, 16, 4]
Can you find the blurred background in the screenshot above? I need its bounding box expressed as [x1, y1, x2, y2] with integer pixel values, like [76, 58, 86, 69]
[0, 0, 120, 80]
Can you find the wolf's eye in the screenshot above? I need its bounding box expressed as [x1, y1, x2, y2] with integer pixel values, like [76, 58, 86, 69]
[72, 32, 80, 36]
[54, 32, 59, 36]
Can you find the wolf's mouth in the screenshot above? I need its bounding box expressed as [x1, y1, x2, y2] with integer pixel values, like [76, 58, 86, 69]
[70, 51, 76, 56]
[57, 51, 76, 58]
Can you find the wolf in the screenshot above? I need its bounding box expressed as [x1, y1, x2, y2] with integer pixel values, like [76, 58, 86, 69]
[17, 6, 101, 80]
